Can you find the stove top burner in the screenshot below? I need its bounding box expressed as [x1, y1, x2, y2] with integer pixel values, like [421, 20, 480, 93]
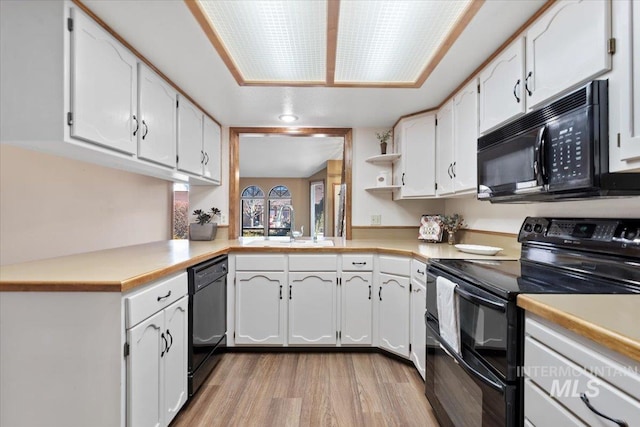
[430, 258, 640, 300]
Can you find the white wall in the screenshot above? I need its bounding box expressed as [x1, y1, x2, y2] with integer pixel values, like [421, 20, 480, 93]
[446, 197, 640, 234]
[0, 145, 172, 265]
[352, 128, 445, 226]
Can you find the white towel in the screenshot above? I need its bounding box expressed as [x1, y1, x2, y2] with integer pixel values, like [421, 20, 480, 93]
[436, 276, 461, 355]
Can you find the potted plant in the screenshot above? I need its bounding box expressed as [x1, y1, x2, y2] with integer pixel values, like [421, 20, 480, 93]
[438, 214, 467, 245]
[376, 130, 392, 155]
[189, 207, 221, 241]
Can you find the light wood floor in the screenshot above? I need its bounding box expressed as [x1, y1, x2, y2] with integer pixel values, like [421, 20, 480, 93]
[172, 352, 440, 427]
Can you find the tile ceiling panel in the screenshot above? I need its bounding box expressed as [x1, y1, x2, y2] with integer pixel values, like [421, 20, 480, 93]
[198, 0, 327, 82]
[335, 0, 471, 84]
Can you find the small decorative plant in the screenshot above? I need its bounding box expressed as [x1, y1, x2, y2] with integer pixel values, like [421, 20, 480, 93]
[190, 207, 221, 241]
[192, 207, 221, 225]
[376, 130, 392, 154]
[438, 214, 467, 244]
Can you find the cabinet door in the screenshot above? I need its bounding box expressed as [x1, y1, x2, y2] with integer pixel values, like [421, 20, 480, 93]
[479, 38, 526, 134]
[401, 114, 437, 197]
[526, 0, 611, 109]
[203, 116, 221, 183]
[453, 80, 478, 193]
[378, 273, 410, 358]
[618, 0, 640, 162]
[235, 272, 285, 345]
[392, 123, 404, 198]
[70, 8, 137, 154]
[341, 272, 372, 345]
[127, 311, 163, 427]
[289, 272, 337, 345]
[410, 282, 426, 380]
[177, 96, 204, 175]
[163, 296, 188, 426]
[436, 100, 455, 196]
[138, 64, 177, 167]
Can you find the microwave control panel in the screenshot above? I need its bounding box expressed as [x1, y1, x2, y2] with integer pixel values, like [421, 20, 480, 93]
[546, 108, 592, 187]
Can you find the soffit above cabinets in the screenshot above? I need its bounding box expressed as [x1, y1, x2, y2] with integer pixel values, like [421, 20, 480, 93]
[189, 0, 475, 87]
[79, 0, 549, 127]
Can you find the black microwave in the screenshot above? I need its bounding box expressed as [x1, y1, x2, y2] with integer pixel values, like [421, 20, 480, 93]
[477, 80, 640, 202]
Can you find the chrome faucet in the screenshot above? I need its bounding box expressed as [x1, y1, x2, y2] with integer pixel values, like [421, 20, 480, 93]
[282, 204, 295, 241]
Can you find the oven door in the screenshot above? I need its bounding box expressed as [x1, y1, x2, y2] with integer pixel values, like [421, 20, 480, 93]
[428, 267, 518, 382]
[426, 314, 518, 427]
[477, 126, 546, 200]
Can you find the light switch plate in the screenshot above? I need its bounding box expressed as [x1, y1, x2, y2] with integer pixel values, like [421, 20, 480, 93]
[371, 214, 381, 225]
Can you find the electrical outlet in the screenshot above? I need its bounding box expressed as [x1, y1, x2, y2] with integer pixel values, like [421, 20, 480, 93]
[371, 214, 381, 225]
[221, 214, 227, 224]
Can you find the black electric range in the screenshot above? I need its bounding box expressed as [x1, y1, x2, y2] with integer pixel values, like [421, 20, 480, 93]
[424, 217, 640, 427]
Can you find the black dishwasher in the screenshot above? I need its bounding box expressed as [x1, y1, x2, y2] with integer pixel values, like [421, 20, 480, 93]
[187, 255, 227, 397]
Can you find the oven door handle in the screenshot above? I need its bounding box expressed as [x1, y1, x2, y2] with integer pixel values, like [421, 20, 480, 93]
[426, 322, 505, 394]
[455, 287, 507, 312]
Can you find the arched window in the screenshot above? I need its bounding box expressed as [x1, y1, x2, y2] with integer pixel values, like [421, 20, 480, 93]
[268, 185, 292, 236]
[241, 185, 265, 236]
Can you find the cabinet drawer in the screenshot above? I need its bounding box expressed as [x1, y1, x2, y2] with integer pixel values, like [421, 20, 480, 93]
[525, 336, 640, 426]
[379, 255, 410, 276]
[524, 378, 585, 427]
[289, 254, 337, 271]
[411, 259, 427, 284]
[235, 254, 286, 271]
[342, 254, 374, 271]
[125, 272, 187, 329]
[526, 316, 640, 398]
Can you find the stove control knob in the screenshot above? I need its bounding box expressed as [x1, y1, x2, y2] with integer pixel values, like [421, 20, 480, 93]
[623, 228, 638, 241]
[534, 224, 543, 233]
[524, 223, 533, 232]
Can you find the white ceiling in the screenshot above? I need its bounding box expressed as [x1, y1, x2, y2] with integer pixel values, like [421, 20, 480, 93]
[239, 136, 343, 178]
[83, 0, 546, 127]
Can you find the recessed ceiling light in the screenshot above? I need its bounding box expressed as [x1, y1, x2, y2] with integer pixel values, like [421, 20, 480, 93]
[279, 114, 299, 123]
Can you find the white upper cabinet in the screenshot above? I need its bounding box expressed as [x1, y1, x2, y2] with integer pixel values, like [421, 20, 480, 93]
[70, 8, 137, 154]
[525, 0, 612, 109]
[479, 38, 526, 134]
[611, 0, 640, 167]
[394, 113, 437, 199]
[177, 97, 222, 184]
[203, 116, 222, 183]
[452, 80, 479, 193]
[137, 64, 177, 168]
[436, 100, 455, 196]
[177, 96, 205, 176]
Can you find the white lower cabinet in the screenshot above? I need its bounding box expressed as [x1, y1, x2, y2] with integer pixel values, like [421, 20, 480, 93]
[235, 271, 286, 345]
[378, 272, 410, 357]
[341, 271, 373, 345]
[125, 272, 188, 427]
[524, 314, 640, 426]
[410, 280, 426, 380]
[289, 272, 337, 345]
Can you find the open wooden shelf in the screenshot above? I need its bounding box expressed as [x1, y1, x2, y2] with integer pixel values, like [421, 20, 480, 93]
[365, 185, 401, 193]
[365, 153, 401, 164]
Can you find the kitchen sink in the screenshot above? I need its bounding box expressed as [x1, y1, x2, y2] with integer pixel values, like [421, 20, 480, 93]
[241, 238, 334, 247]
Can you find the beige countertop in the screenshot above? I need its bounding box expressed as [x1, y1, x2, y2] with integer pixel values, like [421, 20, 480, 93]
[0, 238, 519, 292]
[518, 294, 640, 363]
